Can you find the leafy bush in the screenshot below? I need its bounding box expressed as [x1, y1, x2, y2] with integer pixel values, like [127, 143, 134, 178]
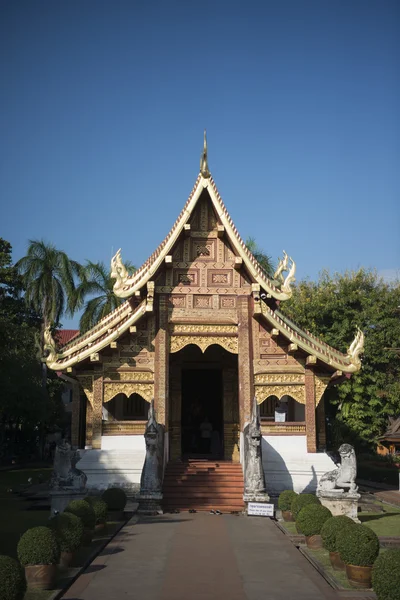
[102, 487, 127, 511]
[17, 527, 60, 566]
[358, 463, 399, 487]
[336, 524, 379, 567]
[49, 512, 84, 552]
[278, 490, 298, 511]
[65, 499, 96, 529]
[291, 493, 320, 519]
[295, 504, 332, 536]
[84, 497, 108, 524]
[0, 555, 27, 600]
[321, 515, 356, 552]
[372, 549, 400, 600]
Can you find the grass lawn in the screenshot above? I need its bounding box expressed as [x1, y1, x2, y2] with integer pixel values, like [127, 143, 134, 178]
[279, 520, 298, 535]
[306, 547, 352, 589]
[0, 468, 53, 558]
[359, 501, 400, 536]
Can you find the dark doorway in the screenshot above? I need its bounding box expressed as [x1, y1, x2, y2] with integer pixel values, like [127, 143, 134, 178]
[181, 369, 223, 458]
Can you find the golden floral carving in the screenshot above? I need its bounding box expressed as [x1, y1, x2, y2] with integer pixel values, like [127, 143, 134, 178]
[261, 423, 306, 434]
[103, 382, 153, 404]
[103, 422, 146, 435]
[254, 373, 304, 385]
[77, 376, 93, 406]
[170, 335, 238, 355]
[104, 371, 154, 382]
[169, 324, 237, 335]
[314, 375, 330, 406]
[255, 384, 306, 405]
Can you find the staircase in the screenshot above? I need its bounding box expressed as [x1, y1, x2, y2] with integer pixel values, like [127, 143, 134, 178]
[162, 460, 245, 513]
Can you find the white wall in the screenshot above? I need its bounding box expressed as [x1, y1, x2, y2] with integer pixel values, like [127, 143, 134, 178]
[262, 435, 336, 495]
[76, 435, 146, 493]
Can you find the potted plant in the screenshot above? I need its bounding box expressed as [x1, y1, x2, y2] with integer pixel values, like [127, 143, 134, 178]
[372, 549, 400, 600]
[101, 487, 127, 521]
[291, 493, 320, 520]
[0, 555, 27, 600]
[295, 504, 332, 548]
[320, 515, 356, 570]
[65, 499, 96, 545]
[84, 496, 109, 532]
[336, 524, 379, 588]
[49, 512, 84, 568]
[17, 526, 60, 590]
[278, 490, 298, 522]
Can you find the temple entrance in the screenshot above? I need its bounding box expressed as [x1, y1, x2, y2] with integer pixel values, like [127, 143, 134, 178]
[181, 368, 223, 458]
[169, 344, 239, 462]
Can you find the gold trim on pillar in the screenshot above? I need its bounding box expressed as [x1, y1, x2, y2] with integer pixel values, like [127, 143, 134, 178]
[314, 374, 330, 406]
[77, 375, 93, 406]
[103, 382, 154, 404]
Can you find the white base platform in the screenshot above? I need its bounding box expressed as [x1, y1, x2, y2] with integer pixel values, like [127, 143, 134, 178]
[76, 435, 145, 493]
[262, 435, 336, 495]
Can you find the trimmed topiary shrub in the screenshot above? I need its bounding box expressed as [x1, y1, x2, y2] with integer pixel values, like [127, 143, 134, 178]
[84, 497, 108, 524]
[372, 549, 400, 600]
[102, 487, 127, 511]
[321, 516, 356, 552]
[65, 499, 96, 529]
[278, 490, 298, 512]
[0, 555, 27, 600]
[295, 504, 332, 536]
[336, 524, 379, 567]
[17, 527, 60, 566]
[291, 493, 320, 519]
[49, 512, 84, 552]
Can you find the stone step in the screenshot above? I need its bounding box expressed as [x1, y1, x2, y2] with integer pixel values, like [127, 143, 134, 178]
[163, 481, 243, 489]
[164, 502, 244, 511]
[164, 475, 244, 482]
[163, 491, 243, 499]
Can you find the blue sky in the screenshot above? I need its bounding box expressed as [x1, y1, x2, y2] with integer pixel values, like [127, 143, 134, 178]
[1, 0, 399, 328]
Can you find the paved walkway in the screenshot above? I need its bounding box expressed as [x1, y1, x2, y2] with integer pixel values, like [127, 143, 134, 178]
[63, 513, 339, 600]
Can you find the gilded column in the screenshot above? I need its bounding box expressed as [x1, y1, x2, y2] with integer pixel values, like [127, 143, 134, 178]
[316, 398, 327, 450]
[154, 295, 169, 427]
[305, 368, 317, 453]
[238, 296, 254, 428]
[71, 380, 81, 447]
[92, 372, 104, 450]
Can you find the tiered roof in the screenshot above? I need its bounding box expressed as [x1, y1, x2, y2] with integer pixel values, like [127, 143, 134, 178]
[46, 141, 363, 373]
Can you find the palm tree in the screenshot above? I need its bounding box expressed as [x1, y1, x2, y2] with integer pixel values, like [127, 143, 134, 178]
[245, 237, 275, 277]
[76, 260, 136, 333]
[16, 240, 82, 331]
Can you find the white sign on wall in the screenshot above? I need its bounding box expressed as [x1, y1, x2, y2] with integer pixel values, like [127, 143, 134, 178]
[247, 502, 274, 517]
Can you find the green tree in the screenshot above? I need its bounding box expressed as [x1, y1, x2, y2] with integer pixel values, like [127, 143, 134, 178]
[280, 269, 400, 446]
[0, 239, 65, 460]
[245, 237, 275, 277]
[16, 240, 82, 331]
[75, 260, 136, 333]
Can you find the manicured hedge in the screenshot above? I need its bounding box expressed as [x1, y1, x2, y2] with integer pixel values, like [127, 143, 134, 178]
[278, 490, 298, 512]
[291, 493, 320, 519]
[295, 504, 332, 536]
[49, 511, 84, 552]
[336, 524, 379, 567]
[84, 497, 108, 524]
[65, 499, 96, 529]
[358, 463, 399, 487]
[101, 488, 127, 511]
[372, 549, 400, 600]
[320, 515, 356, 552]
[0, 555, 27, 600]
[17, 527, 60, 566]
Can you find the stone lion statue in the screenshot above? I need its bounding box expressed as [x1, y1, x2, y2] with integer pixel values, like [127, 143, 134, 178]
[318, 443, 358, 493]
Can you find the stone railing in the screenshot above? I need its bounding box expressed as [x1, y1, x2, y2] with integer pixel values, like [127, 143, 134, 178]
[102, 421, 147, 435]
[261, 421, 306, 435]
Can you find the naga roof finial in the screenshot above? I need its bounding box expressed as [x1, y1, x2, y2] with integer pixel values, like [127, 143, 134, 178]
[200, 129, 210, 178]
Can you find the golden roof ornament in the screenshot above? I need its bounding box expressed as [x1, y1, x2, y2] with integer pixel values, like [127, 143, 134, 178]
[200, 130, 210, 178]
[111, 248, 129, 293]
[346, 327, 365, 369]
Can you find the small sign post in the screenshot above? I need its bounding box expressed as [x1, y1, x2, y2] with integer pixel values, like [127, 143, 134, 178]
[247, 502, 274, 517]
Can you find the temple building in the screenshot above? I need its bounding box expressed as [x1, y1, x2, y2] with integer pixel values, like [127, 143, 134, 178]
[46, 135, 364, 499]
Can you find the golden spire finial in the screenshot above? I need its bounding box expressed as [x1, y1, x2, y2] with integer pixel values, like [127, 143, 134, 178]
[200, 129, 210, 178]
